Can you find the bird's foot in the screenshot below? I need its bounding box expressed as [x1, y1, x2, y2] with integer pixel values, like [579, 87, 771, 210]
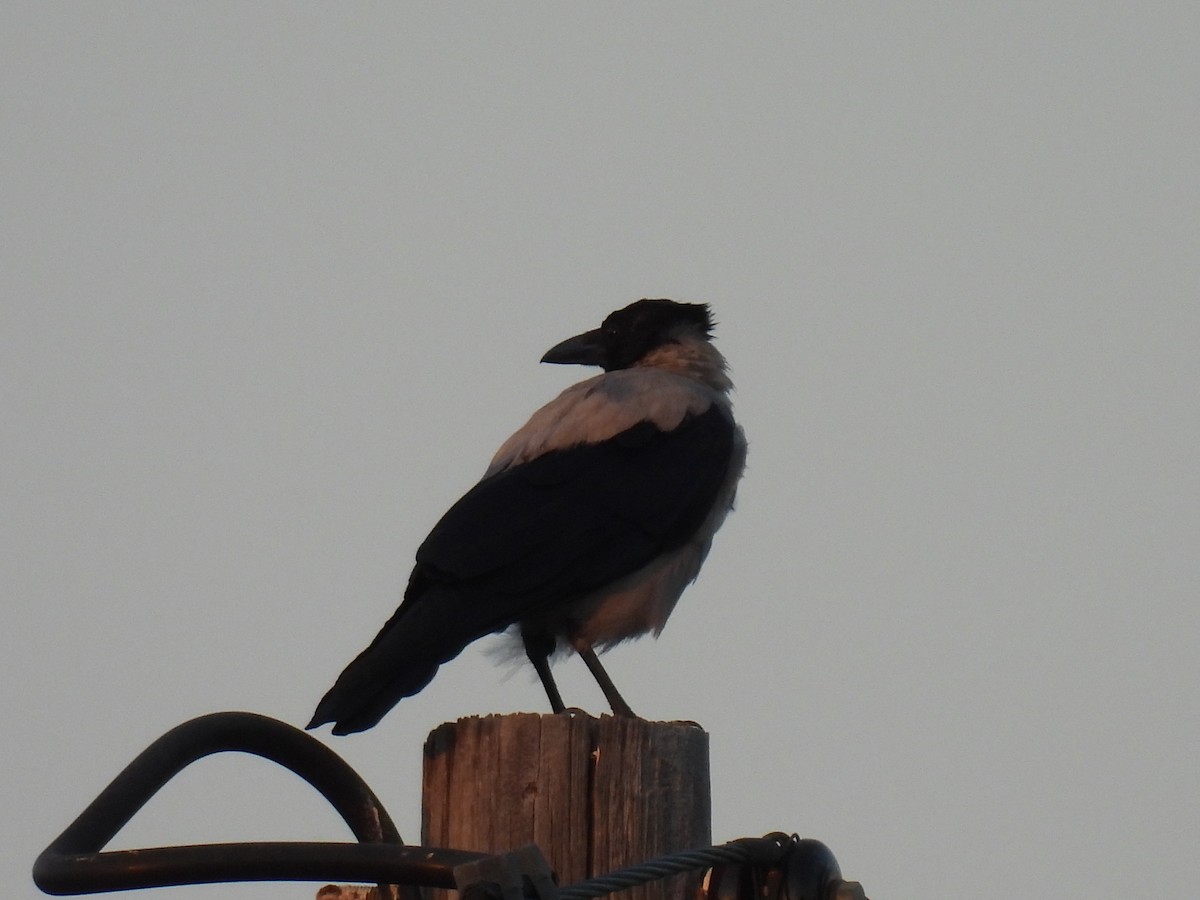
[557, 706, 593, 718]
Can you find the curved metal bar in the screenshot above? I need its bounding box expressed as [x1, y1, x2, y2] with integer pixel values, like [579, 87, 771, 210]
[32, 711, 484, 896]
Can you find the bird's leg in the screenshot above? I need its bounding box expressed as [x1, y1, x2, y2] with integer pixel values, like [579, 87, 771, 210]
[524, 632, 566, 714]
[531, 654, 567, 714]
[576, 642, 637, 717]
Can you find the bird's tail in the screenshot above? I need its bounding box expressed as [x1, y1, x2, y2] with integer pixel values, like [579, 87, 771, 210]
[306, 653, 438, 736]
[307, 587, 481, 735]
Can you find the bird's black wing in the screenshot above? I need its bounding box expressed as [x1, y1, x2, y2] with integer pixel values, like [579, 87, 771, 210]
[308, 403, 735, 733]
[412, 402, 735, 611]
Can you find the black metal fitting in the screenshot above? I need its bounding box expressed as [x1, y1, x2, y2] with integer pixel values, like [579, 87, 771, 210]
[702, 833, 867, 900]
[454, 845, 559, 900]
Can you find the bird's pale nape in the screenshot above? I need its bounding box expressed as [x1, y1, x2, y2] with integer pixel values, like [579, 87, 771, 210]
[308, 298, 746, 734]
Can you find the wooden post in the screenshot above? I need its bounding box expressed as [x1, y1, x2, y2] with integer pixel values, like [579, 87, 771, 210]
[423, 713, 710, 900]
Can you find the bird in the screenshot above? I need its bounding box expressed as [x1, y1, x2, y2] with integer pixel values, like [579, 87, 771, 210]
[307, 298, 747, 734]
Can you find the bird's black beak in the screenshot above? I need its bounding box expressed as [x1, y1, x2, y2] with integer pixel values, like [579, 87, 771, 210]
[541, 328, 608, 368]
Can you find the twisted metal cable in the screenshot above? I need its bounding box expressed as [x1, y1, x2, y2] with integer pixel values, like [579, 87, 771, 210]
[557, 836, 789, 900]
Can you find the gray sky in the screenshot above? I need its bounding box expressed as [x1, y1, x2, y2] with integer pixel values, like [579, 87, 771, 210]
[4, 5, 1197, 900]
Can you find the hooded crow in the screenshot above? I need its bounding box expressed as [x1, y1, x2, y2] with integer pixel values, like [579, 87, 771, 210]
[308, 298, 746, 734]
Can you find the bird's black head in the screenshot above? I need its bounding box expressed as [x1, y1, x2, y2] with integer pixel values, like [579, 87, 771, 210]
[542, 299, 715, 372]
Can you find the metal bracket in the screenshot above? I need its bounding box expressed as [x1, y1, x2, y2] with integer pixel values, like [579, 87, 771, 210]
[453, 845, 558, 900]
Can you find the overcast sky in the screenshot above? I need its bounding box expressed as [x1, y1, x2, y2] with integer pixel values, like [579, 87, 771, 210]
[4, 5, 1197, 900]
